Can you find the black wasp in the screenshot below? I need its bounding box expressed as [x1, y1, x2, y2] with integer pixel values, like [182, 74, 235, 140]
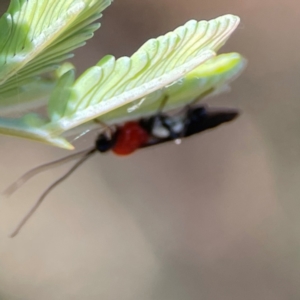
[4, 102, 239, 237]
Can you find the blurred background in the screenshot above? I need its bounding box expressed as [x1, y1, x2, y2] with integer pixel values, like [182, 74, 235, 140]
[1, 0, 300, 299]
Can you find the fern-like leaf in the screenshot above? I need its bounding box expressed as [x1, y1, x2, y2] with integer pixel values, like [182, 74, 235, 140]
[0, 0, 112, 107]
[97, 52, 246, 125]
[46, 14, 240, 135]
[0, 14, 243, 149]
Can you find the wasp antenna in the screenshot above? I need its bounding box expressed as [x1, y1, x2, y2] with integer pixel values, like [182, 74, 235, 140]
[3, 147, 95, 198]
[9, 148, 97, 238]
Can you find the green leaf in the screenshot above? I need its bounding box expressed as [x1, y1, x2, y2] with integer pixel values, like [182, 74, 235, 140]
[0, 76, 55, 116]
[97, 52, 246, 125]
[0, 62, 76, 116]
[0, 14, 243, 149]
[0, 113, 73, 149]
[0, 0, 112, 97]
[46, 14, 241, 135]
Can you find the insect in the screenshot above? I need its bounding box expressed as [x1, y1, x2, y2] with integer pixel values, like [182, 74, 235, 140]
[4, 103, 239, 237]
